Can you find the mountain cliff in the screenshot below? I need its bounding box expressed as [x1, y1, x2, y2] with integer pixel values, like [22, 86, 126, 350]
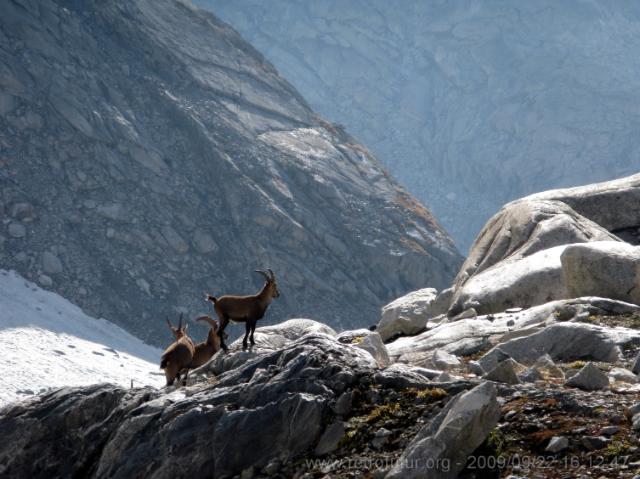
[200, 0, 640, 250]
[0, 0, 461, 345]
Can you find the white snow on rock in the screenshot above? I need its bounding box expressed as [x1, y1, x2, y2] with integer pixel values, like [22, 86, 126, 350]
[0, 270, 163, 406]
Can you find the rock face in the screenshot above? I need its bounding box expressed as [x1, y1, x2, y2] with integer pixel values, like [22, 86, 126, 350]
[561, 241, 640, 306]
[0, 0, 461, 345]
[199, 0, 640, 249]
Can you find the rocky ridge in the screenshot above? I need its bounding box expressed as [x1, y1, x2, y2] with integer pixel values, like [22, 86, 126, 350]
[3, 174, 640, 478]
[0, 0, 461, 345]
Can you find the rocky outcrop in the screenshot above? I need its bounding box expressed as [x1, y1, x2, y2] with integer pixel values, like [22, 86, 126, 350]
[197, 318, 337, 376]
[443, 173, 640, 316]
[0, 0, 461, 345]
[448, 199, 618, 316]
[200, 1, 640, 249]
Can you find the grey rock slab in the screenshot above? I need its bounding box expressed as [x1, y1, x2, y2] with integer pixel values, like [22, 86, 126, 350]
[533, 354, 565, 379]
[633, 352, 640, 374]
[519, 367, 544, 383]
[337, 328, 390, 367]
[479, 322, 640, 371]
[467, 360, 484, 376]
[430, 287, 454, 316]
[193, 229, 218, 254]
[378, 288, 437, 341]
[96, 203, 128, 222]
[484, 359, 523, 385]
[545, 436, 569, 453]
[580, 436, 611, 451]
[314, 421, 345, 456]
[331, 391, 353, 416]
[434, 372, 453, 382]
[41, 251, 63, 274]
[451, 307, 478, 320]
[400, 349, 462, 371]
[561, 241, 640, 306]
[629, 403, 640, 416]
[608, 367, 638, 384]
[565, 362, 609, 391]
[387, 299, 565, 364]
[633, 413, 640, 431]
[385, 382, 500, 479]
[371, 428, 393, 450]
[372, 363, 439, 389]
[450, 244, 570, 316]
[200, 319, 339, 376]
[600, 426, 621, 436]
[38, 274, 52, 288]
[9, 202, 35, 221]
[160, 225, 189, 253]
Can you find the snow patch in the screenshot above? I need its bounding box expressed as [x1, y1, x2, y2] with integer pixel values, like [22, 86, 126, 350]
[0, 270, 164, 406]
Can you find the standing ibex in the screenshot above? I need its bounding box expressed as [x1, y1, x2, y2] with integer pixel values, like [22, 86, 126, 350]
[205, 269, 280, 351]
[160, 314, 195, 386]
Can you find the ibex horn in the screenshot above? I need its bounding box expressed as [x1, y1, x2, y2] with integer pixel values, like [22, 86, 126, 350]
[255, 270, 270, 281]
[178, 313, 183, 329]
[165, 317, 173, 329]
[196, 315, 218, 330]
[267, 268, 275, 281]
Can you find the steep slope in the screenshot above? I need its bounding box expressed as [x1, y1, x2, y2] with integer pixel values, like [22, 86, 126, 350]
[0, 0, 461, 345]
[0, 269, 163, 405]
[201, 0, 640, 250]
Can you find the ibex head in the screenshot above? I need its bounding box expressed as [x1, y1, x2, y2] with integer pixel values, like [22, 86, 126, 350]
[255, 268, 280, 298]
[166, 313, 188, 340]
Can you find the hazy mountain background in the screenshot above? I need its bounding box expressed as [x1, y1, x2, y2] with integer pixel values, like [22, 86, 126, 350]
[200, 0, 640, 250]
[0, 0, 461, 345]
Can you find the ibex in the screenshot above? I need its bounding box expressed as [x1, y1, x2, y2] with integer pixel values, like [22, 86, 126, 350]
[186, 316, 223, 369]
[205, 269, 280, 351]
[159, 314, 195, 386]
